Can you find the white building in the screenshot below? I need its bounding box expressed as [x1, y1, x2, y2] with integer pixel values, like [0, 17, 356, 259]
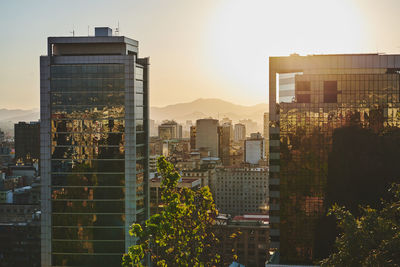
[245, 133, 265, 165]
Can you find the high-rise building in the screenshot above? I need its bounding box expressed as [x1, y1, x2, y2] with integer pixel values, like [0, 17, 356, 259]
[195, 119, 219, 157]
[269, 54, 400, 264]
[190, 125, 196, 150]
[0, 129, 5, 143]
[14, 121, 40, 163]
[40, 27, 149, 266]
[244, 133, 265, 165]
[218, 123, 232, 166]
[210, 167, 269, 216]
[234, 123, 246, 142]
[158, 120, 182, 140]
[263, 113, 269, 162]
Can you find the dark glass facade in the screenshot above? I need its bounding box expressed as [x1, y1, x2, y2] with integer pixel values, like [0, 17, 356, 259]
[41, 34, 149, 267]
[269, 55, 400, 264]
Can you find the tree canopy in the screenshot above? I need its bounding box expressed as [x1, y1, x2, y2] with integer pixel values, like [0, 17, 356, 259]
[321, 183, 400, 266]
[122, 156, 223, 266]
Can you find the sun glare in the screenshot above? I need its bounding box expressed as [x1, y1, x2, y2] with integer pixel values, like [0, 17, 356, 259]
[205, 0, 367, 104]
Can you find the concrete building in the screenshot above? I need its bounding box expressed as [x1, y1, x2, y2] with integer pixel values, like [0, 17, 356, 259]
[14, 121, 40, 163]
[245, 133, 265, 165]
[0, 207, 41, 267]
[181, 167, 216, 188]
[269, 53, 400, 263]
[40, 27, 149, 266]
[234, 123, 246, 142]
[158, 120, 182, 140]
[196, 119, 219, 157]
[211, 167, 269, 216]
[217, 214, 270, 267]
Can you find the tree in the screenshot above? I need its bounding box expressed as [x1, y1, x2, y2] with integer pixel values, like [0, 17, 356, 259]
[122, 156, 223, 266]
[321, 183, 400, 266]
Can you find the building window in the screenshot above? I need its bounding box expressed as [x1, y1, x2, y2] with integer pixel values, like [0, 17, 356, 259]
[296, 81, 311, 103]
[324, 81, 337, 103]
[296, 81, 310, 91]
[296, 94, 311, 103]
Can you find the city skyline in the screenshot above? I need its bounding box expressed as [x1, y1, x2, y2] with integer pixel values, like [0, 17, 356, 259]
[1, 0, 400, 109]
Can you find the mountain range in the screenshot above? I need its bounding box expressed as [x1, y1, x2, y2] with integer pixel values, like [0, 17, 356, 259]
[151, 98, 268, 124]
[0, 99, 269, 136]
[0, 108, 40, 137]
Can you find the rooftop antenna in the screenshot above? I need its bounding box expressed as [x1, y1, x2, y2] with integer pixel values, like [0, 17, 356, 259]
[70, 25, 75, 37]
[87, 25, 89, 36]
[115, 21, 120, 36]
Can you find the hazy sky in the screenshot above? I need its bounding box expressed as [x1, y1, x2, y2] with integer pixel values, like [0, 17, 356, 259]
[1, 0, 400, 109]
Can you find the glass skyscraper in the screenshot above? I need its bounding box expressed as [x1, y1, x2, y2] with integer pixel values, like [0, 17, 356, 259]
[269, 54, 400, 264]
[40, 27, 149, 266]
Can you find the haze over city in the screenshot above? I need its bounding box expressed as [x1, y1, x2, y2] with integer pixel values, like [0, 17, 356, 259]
[1, 0, 400, 109]
[2, 1, 400, 267]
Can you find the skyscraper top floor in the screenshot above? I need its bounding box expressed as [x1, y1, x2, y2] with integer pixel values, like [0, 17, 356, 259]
[270, 53, 400, 73]
[46, 27, 139, 56]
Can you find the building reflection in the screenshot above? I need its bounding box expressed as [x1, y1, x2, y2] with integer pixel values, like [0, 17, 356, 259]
[269, 54, 400, 264]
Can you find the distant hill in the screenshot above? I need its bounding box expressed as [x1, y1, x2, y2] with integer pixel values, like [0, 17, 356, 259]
[151, 98, 269, 125]
[0, 108, 40, 137]
[0, 99, 269, 137]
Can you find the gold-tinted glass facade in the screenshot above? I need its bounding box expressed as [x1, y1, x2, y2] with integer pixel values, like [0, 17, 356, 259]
[49, 63, 146, 266]
[269, 55, 400, 264]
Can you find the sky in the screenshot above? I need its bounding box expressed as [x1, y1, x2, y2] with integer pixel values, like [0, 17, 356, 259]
[1, 0, 400, 109]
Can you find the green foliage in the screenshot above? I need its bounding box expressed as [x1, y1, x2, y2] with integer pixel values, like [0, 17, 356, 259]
[122, 156, 222, 266]
[321, 183, 400, 267]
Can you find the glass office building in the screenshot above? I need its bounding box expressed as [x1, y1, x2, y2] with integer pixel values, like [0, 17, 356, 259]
[269, 54, 400, 263]
[40, 27, 149, 266]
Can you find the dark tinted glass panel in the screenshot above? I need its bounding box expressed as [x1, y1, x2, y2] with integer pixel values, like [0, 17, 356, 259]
[136, 132, 146, 144]
[52, 200, 124, 213]
[52, 240, 124, 253]
[52, 227, 124, 241]
[52, 214, 125, 227]
[51, 64, 124, 78]
[51, 78, 125, 92]
[136, 198, 144, 210]
[51, 92, 124, 106]
[51, 174, 125, 187]
[51, 187, 125, 200]
[296, 94, 311, 103]
[52, 254, 122, 267]
[324, 81, 338, 103]
[51, 160, 124, 173]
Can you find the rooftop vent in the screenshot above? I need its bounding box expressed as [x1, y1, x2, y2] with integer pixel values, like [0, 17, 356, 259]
[95, 27, 112, 37]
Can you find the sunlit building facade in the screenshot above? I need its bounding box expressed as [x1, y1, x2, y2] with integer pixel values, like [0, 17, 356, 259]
[40, 27, 149, 266]
[269, 54, 400, 263]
